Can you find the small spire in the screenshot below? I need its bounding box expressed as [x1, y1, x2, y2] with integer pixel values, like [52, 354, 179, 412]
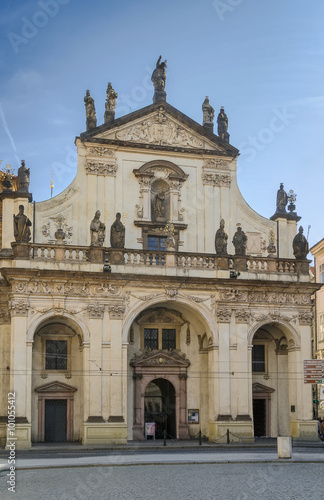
[50, 170, 54, 199]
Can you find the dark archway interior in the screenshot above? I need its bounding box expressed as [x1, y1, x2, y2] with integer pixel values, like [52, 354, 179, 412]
[144, 378, 176, 439]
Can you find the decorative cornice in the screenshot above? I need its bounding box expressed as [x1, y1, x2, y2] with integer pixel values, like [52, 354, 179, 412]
[13, 280, 120, 297]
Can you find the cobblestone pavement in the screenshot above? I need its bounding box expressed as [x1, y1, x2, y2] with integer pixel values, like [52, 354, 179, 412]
[0, 463, 322, 500]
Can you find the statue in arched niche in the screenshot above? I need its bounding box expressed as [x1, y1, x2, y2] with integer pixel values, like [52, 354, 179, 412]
[153, 191, 165, 218]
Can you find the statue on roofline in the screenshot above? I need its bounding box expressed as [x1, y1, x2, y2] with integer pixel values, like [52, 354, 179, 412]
[151, 56, 167, 92]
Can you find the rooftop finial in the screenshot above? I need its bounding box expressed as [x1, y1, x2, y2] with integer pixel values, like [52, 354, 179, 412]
[151, 56, 167, 104]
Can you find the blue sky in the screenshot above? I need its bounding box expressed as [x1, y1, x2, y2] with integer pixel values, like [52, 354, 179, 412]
[0, 0, 323, 249]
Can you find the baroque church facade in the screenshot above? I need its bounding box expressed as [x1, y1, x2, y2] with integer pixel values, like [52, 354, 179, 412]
[0, 58, 318, 448]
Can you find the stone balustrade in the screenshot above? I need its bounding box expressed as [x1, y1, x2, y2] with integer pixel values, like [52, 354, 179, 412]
[13, 243, 307, 275]
[30, 244, 87, 262]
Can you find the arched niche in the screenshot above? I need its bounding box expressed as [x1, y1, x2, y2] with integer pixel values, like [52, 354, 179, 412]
[133, 160, 188, 227]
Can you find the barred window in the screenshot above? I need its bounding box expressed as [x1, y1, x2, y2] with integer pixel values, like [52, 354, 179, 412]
[252, 345, 265, 372]
[162, 329, 176, 350]
[144, 329, 159, 350]
[45, 340, 68, 370]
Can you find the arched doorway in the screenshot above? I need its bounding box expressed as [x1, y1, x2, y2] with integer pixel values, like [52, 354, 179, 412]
[250, 322, 293, 437]
[32, 318, 84, 443]
[144, 379, 176, 439]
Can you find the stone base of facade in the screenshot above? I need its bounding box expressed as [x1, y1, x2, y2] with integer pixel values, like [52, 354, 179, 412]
[209, 420, 254, 443]
[0, 423, 6, 448]
[5, 424, 32, 449]
[82, 422, 127, 445]
[290, 420, 318, 440]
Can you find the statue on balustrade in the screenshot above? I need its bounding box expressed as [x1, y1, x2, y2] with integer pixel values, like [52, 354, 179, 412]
[293, 226, 309, 260]
[13, 205, 32, 242]
[110, 212, 125, 248]
[215, 219, 228, 254]
[276, 183, 288, 213]
[232, 226, 247, 256]
[90, 210, 105, 246]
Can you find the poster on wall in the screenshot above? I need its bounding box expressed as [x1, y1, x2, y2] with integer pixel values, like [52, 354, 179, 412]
[188, 409, 199, 424]
[145, 422, 156, 439]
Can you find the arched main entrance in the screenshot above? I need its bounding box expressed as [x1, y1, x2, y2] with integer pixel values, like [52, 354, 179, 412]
[144, 379, 176, 439]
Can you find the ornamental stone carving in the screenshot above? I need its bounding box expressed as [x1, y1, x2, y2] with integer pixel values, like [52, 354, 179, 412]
[9, 300, 28, 316]
[116, 110, 205, 149]
[88, 303, 105, 319]
[203, 158, 229, 170]
[88, 147, 116, 157]
[86, 162, 117, 176]
[108, 305, 125, 319]
[252, 311, 297, 324]
[298, 311, 313, 325]
[165, 288, 178, 300]
[235, 309, 251, 324]
[202, 172, 231, 187]
[13, 280, 119, 296]
[216, 308, 232, 323]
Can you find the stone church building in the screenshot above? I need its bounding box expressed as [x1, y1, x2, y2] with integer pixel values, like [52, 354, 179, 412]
[0, 59, 318, 448]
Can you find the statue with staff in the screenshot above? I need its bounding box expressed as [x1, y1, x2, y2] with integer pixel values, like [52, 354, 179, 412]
[13, 205, 32, 242]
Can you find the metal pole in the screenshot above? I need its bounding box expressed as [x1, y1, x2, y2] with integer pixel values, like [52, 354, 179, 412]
[199, 430, 202, 446]
[163, 429, 167, 446]
[227, 428, 230, 444]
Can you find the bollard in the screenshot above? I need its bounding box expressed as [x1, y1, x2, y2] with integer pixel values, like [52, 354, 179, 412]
[199, 430, 202, 446]
[226, 428, 230, 444]
[163, 429, 167, 446]
[277, 436, 292, 459]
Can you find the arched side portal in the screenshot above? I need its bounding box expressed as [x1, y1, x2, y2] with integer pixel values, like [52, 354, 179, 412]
[31, 315, 86, 443]
[144, 379, 176, 439]
[249, 321, 299, 438]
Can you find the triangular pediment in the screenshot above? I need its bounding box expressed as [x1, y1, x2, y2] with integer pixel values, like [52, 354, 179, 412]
[130, 349, 190, 368]
[35, 381, 77, 393]
[252, 383, 275, 393]
[79, 102, 238, 155]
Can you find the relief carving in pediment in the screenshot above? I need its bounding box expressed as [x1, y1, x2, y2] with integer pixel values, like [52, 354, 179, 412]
[98, 109, 221, 150]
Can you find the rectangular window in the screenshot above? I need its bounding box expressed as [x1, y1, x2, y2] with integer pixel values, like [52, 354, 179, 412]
[147, 236, 166, 251]
[320, 264, 324, 284]
[162, 329, 176, 350]
[252, 345, 265, 372]
[144, 329, 159, 349]
[45, 340, 67, 370]
[320, 314, 324, 341]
